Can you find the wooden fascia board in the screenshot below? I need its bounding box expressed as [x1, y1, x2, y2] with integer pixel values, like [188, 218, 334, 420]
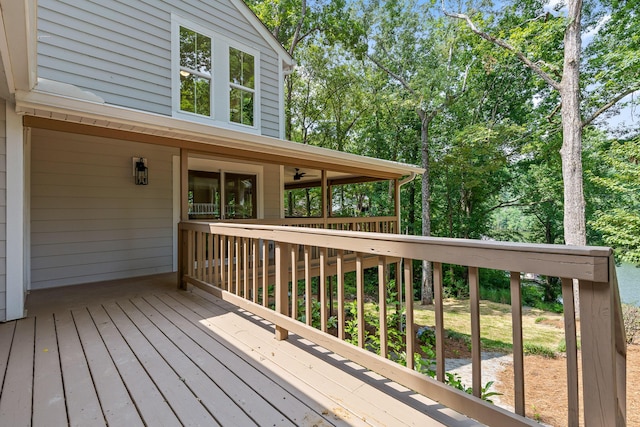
[24, 115, 402, 179]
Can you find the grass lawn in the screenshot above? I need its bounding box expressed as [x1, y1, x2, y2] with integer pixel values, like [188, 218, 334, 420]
[411, 298, 570, 355]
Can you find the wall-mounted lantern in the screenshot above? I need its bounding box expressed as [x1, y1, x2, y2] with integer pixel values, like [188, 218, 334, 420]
[133, 157, 148, 185]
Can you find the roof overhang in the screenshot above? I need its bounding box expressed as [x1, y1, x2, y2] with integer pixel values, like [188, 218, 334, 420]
[0, 0, 37, 98]
[16, 84, 424, 181]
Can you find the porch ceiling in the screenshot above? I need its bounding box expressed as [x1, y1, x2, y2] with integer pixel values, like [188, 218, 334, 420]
[16, 86, 425, 181]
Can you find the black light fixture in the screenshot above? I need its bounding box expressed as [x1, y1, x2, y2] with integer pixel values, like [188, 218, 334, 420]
[134, 157, 148, 185]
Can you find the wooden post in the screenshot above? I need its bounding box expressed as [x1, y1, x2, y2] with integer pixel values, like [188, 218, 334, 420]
[321, 169, 328, 228]
[579, 279, 620, 426]
[511, 272, 525, 416]
[275, 241, 290, 340]
[178, 149, 189, 289]
[177, 224, 187, 290]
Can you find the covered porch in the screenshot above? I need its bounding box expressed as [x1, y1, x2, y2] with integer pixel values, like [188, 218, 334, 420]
[1, 274, 477, 426]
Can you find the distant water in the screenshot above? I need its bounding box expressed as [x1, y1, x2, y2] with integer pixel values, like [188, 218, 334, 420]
[617, 263, 640, 306]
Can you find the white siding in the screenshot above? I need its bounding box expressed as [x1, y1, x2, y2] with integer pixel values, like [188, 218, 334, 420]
[0, 102, 6, 320]
[30, 128, 179, 289]
[37, 0, 283, 138]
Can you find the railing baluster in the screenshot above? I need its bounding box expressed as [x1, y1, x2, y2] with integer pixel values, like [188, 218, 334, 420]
[356, 252, 365, 348]
[305, 245, 312, 327]
[379, 256, 388, 359]
[261, 240, 268, 307]
[562, 278, 580, 426]
[235, 237, 241, 296]
[196, 231, 204, 280]
[187, 230, 194, 278]
[213, 234, 220, 287]
[243, 237, 249, 298]
[252, 239, 258, 303]
[404, 258, 414, 370]
[220, 235, 227, 290]
[291, 245, 298, 321]
[207, 232, 213, 283]
[320, 247, 327, 332]
[511, 271, 525, 416]
[275, 241, 290, 341]
[434, 262, 445, 382]
[337, 250, 345, 340]
[469, 266, 481, 398]
[228, 236, 234, 292]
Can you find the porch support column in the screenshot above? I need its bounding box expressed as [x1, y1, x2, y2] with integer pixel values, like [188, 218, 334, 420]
[180, 148, 189, 221]
[394, 178, 400, 233]
[6, 102, 26, 320]
[321, 169, 328, 228]
[178, 148, 189, 290]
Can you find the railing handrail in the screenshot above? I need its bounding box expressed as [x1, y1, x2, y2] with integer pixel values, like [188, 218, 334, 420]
[181, 221, 611, 281]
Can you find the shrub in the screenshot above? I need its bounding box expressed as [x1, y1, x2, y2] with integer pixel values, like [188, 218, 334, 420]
[523, 343, 556, 358]
[622, 303, 640, 344]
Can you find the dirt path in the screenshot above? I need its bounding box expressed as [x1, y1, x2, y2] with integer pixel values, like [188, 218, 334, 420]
[495, 344, 639, 426]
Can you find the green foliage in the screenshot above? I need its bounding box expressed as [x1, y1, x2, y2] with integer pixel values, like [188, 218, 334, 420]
[297, 299, 337, 330]
[590, 138, 640, 265]
[523, 343, 556, 358]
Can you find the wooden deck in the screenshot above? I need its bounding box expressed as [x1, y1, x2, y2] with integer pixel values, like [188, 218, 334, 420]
[0, 274, 481, 427]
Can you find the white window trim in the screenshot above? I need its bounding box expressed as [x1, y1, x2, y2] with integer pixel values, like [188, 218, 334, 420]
[171, 14, 261, 134]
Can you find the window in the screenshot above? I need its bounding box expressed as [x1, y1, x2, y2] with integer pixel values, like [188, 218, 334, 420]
[179, 28, 212, 117]
[229, 48, 255, 126]
[188, 170, 256, 220]
[173, 17, 260, 131]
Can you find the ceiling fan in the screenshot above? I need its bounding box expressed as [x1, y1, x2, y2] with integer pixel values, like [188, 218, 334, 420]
[293, 168, 306, 180]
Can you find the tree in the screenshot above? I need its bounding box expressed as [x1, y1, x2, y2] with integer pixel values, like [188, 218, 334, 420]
[244, 0, 364, 140]
[443, 0, 640, 309]
[590, 137, 640, 264]
[358, 0, 475, 304]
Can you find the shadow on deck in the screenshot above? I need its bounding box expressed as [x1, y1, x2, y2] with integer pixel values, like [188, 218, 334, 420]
[0, 273, 481, 426]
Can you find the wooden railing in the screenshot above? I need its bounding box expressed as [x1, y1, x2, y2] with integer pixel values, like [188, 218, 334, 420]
[178, 221, 626, 427]
[220, 216, 398, 233]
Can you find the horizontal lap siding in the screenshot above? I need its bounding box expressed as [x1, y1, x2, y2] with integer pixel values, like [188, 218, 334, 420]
[0, 103, 5, 320]
[38, 0, 283, 137]
[30, 128, 179, 289]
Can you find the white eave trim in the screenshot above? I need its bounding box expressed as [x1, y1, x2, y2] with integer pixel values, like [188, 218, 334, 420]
[15, 88, 424, 177]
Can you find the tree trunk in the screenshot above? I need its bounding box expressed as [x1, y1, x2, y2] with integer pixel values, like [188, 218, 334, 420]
[560, 0, 586, 313]
[420, 111, 434, 305]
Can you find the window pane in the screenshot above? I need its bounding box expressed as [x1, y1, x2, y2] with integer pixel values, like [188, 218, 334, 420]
[229, 88, 253, 126]
[181, 74, 210, 116]
[229, 47, 254, 88]
[225, 173, 256, 219]
[188, 171, 221, 219]
[180, 27, 197, 69]
[180, 27, 211, 75]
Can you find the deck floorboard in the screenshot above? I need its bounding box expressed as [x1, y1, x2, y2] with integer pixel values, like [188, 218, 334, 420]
[0, 273, 483, 426]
